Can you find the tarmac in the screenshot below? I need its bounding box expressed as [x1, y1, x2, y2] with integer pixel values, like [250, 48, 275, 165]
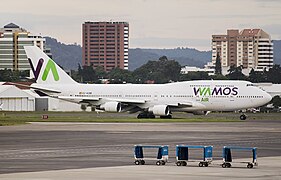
[0, 157, 281, 180]
[0, 115, 281, 179]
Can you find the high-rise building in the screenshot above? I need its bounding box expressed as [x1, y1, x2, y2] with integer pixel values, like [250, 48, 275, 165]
[211, 29, 273, 72]
[82, 21, 129, 71]
[0, 23, 51, 71]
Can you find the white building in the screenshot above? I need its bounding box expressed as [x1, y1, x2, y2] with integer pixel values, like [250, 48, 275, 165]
[181, 66, 215, 76]
[210, 29, 273, 74]
[0, 23, 51, 70]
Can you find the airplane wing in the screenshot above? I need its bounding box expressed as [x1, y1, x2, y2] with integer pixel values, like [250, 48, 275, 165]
[52, 96, 146, 113]
[167, 102, 193, 107]
[52, 95, 146, 105]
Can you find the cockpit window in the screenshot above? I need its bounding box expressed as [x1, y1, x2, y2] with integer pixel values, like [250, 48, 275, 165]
[247, 84, 254, 86]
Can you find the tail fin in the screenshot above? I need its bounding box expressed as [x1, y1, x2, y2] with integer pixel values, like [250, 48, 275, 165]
[24, 46, 77, 84]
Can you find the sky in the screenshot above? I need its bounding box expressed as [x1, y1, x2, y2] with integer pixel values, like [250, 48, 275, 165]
[1, 0, 281, 50]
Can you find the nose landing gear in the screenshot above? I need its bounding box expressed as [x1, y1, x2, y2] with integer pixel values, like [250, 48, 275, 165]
[240, 114, 247, 120]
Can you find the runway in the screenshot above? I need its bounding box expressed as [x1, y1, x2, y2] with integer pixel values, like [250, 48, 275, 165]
[0, 117, 281, 179]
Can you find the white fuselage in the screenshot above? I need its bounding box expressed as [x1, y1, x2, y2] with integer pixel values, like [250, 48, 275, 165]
[35, 80, 272, 112]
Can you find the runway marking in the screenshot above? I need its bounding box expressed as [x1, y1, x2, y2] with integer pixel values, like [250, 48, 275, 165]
[105, 131, 132, 134]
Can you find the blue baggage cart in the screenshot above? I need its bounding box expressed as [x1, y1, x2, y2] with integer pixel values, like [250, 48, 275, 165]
[222, 146, 257, 168]
[134, 145, 169, 166]
[175, 145, 213, 167]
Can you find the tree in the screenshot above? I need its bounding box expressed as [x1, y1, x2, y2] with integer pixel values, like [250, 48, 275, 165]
[81, 66, 97, 83]
[248, 69, 266, 83]
[108, 68, 133, 84]
[133, 56, 181, 83]
[266, 65, 281, 83]
[271, 96, 281, 108]
[95, 66, 107, 80]
[226, 65, 246, 80]
[0, 69, 25, 82]
[215, 52, 222, 75]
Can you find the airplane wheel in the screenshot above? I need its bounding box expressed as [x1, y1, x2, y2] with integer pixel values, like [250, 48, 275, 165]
[204, 163, 209, 167]
[141, 160, 145, 165]
[199, 162, 203, 167]
[148, 113, 155, 119]
[222, 163, 226, 168]
[137, 113, 148, 119]
[240, 114, 247, 120]
[161, 161, 166, 165]
[160, 115, 172, 119]
[135, 160, 140, 165]
[156, 161, 161, 166]
[182, 161, 187, 166]
[176, 161, 182, 166]
[137, 114, 142, 119]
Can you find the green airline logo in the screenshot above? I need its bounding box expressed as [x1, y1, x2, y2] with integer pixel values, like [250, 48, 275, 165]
[198, 87, 211, 96]
[42, 59, 59, 81]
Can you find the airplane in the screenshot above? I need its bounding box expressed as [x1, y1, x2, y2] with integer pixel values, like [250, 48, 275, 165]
[24, 46, 272, 120]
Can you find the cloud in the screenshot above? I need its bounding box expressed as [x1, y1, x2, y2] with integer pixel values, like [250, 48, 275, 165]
[1, 0, 280, 49]
[262, 24, 281, 39]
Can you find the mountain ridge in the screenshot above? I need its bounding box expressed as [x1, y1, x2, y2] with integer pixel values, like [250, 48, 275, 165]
[45, 37, 281, 70]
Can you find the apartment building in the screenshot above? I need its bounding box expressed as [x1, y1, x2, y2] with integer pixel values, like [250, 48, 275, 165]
[0, 23, 51, 70]
[82, 21, 129, 71]
[211, 29, 273, 72]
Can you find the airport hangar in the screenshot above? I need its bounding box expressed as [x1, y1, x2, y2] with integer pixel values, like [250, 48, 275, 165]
[0, 82, 84, 112]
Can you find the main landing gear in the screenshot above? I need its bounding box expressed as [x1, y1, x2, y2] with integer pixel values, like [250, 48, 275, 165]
[137, 112, 172, 119]
[137, 112, 155, 119]
[160, 115, 172, 119]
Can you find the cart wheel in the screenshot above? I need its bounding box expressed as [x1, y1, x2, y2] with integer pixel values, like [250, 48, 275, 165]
[182, 161, 187, 166]
[199, 162, 203, 167]
[222, 163, 226, 168]
[141, 160, 145, 165]
[176, 161, 182, 166]
[226, 163, 231, 168]
[247, 163, 253, 168]
[135, 160, 140, 165]
[161, 161, 166, 165]
[156, 161, 161, 166]
[204, 163, 209, 167]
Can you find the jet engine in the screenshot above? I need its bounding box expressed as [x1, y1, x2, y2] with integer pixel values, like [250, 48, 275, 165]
[99, 102, 121, 112]
[149, 105, 170, 116]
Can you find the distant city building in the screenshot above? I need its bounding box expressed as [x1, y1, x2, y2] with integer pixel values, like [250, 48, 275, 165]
[181, 66, 215, 76]
[211, 29, 273, 73]
[82, 21, 129, 71]
[0, 23, 52, 71]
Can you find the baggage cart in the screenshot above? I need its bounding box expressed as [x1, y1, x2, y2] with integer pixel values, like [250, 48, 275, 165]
[134, 145, 168, 166]
[222, 146, 257, 168]
[175, 145, 213, 167]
